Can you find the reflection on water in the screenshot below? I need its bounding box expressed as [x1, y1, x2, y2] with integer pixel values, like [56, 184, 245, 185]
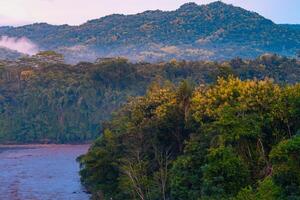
[0, 144, 90, 200]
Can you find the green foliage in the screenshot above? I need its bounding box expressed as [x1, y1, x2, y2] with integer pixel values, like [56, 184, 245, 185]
[270, 135, 300, 199]
[79, 77, 300, 199]
[235, 177, 282, 200]
[256, 177, 283, 200]
[201, 146, 250, 198]
[170, 133, 210, 200]
[1, 54, 299, 143]
[78, 129, 125, 199]
[234, 187, 257, 200]
[78, 80, 194, 199]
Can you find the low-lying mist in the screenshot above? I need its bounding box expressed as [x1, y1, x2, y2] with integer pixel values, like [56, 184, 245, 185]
[0, 35, 39, 55]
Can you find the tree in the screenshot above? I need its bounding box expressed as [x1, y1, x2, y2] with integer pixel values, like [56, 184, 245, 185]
[201, 146, 250, 199]
[78, 129, 124, 200]
[270, 135, 300, 199]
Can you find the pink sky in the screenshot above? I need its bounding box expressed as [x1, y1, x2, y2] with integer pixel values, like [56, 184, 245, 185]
[0, 0, 299, 26]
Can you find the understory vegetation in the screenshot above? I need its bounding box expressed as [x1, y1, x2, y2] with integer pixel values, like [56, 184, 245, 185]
[79, 77, 300, 200]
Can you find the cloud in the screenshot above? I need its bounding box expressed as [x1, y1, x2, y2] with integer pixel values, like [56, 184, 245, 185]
[0, 36, 39, 55]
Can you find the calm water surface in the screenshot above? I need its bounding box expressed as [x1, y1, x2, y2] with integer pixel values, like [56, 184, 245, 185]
[0, 144, 90, 200]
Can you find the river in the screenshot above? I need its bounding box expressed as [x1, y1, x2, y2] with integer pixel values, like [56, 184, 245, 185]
[0, 144, 90, 200]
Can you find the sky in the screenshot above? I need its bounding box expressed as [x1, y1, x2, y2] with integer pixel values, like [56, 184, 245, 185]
[0, 0, 299, 26]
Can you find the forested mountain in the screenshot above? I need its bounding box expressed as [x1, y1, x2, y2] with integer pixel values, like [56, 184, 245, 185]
[79, 77, 300, 200]
[0, 1, 299, 62]
[281, 24, 300, 31]
[0, 47, 23, 60]
[0, 52, 300, 143]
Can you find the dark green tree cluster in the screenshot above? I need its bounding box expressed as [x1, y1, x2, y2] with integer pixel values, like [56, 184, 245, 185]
[79, 77, 300, 200]
[0, 53, 300, 143]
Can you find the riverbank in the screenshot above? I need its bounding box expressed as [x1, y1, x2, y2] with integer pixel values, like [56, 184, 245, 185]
[0, 144, 91, 152]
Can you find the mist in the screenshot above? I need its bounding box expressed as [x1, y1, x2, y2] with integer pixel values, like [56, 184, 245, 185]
[0, 36, 39, 55]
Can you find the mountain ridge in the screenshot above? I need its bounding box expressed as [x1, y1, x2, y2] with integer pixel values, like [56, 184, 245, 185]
[0, 1, 299, 63]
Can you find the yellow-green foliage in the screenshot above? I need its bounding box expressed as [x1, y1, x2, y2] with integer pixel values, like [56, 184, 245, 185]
[79, 77, 300, 200]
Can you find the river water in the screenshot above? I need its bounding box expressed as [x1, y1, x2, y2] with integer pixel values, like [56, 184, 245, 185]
[0, 144, 90, 200]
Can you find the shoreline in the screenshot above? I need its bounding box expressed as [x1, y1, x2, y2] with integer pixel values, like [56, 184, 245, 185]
[0, 143, 91, 154]
[0, 141, 93, 145]
[0, 143, 91, 147]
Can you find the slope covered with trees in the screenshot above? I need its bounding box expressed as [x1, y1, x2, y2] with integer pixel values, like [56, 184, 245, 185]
[0, 53, 300, 143]
[0, 47, 23, 60]
[78, 77, 300, 200]
[0, 2, 299, 62]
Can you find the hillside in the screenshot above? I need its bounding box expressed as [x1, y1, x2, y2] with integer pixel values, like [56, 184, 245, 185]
[0, 1, 299, 63]
[0, 47, 23, 60]
[281, 24, 300, 31]
[0, 52, 300, 143]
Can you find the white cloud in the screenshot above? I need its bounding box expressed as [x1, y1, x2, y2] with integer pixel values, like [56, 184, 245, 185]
[0, 36, 39, 55]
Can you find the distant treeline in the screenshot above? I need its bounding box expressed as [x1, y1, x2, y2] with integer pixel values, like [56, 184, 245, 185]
[79, 77, 300, 200]
[0, 52, 300, 143]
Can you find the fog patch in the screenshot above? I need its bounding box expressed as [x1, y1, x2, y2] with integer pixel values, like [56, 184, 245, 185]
[0, 36, 39, 55]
